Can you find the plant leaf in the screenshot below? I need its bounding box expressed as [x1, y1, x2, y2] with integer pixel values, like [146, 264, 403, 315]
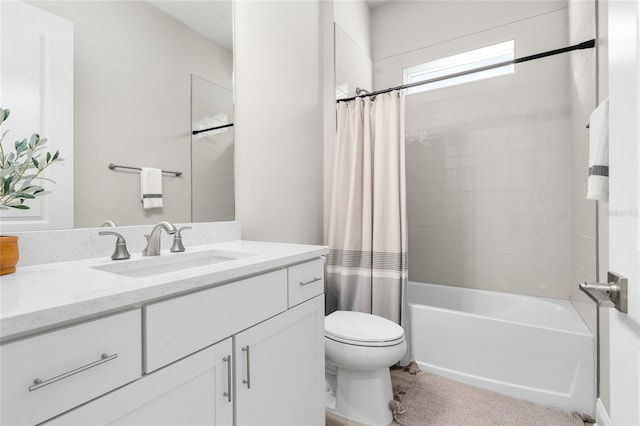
[19, 184, 42, 193]
[9, 204, 30, 210]
[13, 192, 36, 199]
[29, 134, 39, 149]
[31, 176, 56, 184]
[15, 139, 27, 154]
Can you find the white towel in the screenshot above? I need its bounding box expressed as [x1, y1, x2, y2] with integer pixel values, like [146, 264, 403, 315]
[140, 167, 163, 209]
[586, 98, 609, 202]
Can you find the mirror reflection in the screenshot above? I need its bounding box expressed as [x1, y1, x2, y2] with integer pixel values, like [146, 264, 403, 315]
[191, 75, 234, 222]
[0, 0, 233, 230]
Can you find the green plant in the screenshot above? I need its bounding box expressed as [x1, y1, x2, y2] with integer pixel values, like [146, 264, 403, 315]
[0, 107, 63, 210]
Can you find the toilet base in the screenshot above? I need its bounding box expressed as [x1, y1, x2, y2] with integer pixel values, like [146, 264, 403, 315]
[325, 366, 394, 426]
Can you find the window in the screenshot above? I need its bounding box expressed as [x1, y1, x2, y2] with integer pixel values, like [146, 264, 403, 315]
[403, 40, 515, 94]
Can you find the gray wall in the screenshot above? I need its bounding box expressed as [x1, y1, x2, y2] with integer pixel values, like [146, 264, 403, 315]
[234, 1, 326, 244]
[30, 1, 232, 228]
[372, 1, 575, 299]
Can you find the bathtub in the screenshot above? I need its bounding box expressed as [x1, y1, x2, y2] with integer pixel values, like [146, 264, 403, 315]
[407, 281, 594, 416]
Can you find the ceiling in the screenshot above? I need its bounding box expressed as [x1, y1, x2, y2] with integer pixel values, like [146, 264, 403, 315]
[147, 1, 233, 50]
[148, 0, 396, 48]
[365, 0, 397, 9]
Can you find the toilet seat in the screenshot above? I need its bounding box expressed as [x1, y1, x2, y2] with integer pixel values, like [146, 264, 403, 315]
[325, 311, 405, 347]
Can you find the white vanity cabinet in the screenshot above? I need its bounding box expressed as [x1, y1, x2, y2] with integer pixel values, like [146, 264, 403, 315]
[144, 269, 288, 373]
[0, 310, 142, 426]
[235, 295, 324, 426]
[46, 339, 234, 426]
[26, 257, 325, 426]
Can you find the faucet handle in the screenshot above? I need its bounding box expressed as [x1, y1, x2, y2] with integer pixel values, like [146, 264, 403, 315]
[98, 231, 131, 260]
[170, 226, 192, 253]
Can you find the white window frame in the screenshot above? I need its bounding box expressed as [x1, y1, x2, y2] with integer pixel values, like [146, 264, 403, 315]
[403, 40, 515, 94]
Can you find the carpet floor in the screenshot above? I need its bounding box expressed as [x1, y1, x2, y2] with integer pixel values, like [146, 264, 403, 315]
[394, 370, 586, 426]
[327, 367, 590, 426]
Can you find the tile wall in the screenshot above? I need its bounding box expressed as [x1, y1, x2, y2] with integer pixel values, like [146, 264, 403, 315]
[400, 10, 574, 299]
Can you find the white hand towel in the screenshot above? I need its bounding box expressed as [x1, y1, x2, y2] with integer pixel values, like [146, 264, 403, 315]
[140, 167, 163, 209]
[586, 98, 609, 202]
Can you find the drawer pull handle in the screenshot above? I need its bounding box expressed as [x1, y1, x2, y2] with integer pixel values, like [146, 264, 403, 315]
[29, 353, 118, 392]
[242, 345, 251, 389]
[223, 355, 232, 402]
[299, 277, 322, 286]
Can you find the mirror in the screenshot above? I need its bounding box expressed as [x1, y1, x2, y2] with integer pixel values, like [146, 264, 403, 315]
[191, 75, 234, 222]
[0, 0, 233, 229]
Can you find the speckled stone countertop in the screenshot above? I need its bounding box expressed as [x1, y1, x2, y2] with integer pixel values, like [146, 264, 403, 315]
[0, 240, 328, 342]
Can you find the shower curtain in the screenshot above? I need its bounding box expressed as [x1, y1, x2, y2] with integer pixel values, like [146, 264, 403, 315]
[326, 90, 407, 325]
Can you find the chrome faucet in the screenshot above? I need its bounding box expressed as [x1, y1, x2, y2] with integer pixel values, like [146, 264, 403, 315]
[170, 226, 192, 252]
[100, 220, 117, 227]
[142, 221, 177, 256]
[98, 231, 131, 260]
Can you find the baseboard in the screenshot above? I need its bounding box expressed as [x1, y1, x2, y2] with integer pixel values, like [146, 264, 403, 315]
[596, 398, 611, 426]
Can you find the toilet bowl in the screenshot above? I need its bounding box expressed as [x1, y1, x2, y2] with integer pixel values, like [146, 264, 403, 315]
[325, 311, 406, 426]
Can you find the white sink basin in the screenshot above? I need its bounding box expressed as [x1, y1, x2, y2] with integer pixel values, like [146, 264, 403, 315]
[92, 249, 255, 278]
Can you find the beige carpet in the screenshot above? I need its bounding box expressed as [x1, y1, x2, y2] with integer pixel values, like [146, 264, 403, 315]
[394, 371, 586, 426]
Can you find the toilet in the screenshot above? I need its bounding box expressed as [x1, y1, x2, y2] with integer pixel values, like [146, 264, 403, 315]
[324, 311, 407, 426]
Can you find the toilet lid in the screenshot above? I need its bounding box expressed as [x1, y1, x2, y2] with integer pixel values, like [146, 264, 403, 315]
[325, 311, 405, 346]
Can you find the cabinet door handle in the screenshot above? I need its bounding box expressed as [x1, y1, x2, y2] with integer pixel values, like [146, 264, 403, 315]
[299, 277, 322, 286]
[241, 345, 251, 389]
[222, 355, 232, 402]
[29, 353, 118, 392]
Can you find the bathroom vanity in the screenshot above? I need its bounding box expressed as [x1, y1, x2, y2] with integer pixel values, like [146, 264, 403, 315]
[0, 237, 327, 426]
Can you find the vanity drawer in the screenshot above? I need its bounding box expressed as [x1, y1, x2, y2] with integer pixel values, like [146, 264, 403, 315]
[144, 269, 287, 373]
[0, 309, 142, 426]
[288, 258, 325, 307]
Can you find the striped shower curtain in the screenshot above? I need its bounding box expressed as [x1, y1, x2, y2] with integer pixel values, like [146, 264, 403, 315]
[326, 90, 407, 325]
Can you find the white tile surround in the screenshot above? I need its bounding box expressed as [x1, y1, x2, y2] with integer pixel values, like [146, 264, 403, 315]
[387, 9, 574, 299]
[12, 221, 241, 267]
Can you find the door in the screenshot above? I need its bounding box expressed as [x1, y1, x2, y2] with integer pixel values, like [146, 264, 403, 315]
[0, 1, 74, 231]
[606, 1, 640, 424]
[235, 295, 325, 426]
[46, 339, 233, 426]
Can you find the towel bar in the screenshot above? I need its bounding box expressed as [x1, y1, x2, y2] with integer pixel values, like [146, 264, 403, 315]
[108, 163, 182, 177]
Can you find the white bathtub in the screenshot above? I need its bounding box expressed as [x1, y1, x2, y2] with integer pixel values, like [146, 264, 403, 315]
[407, 281, 595, 416]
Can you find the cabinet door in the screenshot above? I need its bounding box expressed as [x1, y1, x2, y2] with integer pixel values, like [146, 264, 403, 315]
[46, 339, 233, 426]
[1, 310, 141, 426]
[235, 295, 324, 426]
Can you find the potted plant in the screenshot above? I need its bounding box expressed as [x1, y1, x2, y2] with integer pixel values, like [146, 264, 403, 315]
[0, 107, 63, 275]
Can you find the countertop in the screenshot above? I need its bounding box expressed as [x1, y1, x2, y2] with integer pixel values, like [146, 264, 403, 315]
[0, 240, 328, 342]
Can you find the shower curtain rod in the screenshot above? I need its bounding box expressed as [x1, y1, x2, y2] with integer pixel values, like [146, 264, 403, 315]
[336, 39, 596, 103]
[192, 123, 234, 135]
